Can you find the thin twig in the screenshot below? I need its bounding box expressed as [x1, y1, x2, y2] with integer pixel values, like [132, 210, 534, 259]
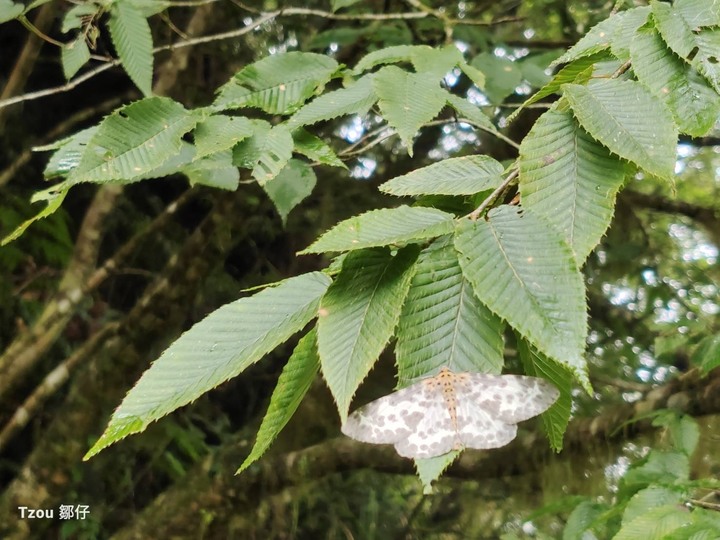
[467, 169, 519, 220]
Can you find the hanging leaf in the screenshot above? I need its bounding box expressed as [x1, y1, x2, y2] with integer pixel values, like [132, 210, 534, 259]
[519, 108, 627, 263]
[69, 98, 198, 184]
[631, 26, 720, 137]
[61, 37, 91, 80]
[300, 206, 455, 254]
[262, 159, 317, 224]
[517, 338, 574, 451]
[84, 272, 332, 459]
[395, 237, 504, 386]
[108, 1, 154, 96]
[238, 328, 320, 473]
[319, 246, 419, 420]
[415, 450, 461, 494]
[454, 206, 588, 385]
[292, 128, 347, 169]
[213, 52, 339, 114]
[287, 75, 377, 128]
[1, 188, 69, 246]
[373, 66, 446, 155]
[562, 80, 677, 180]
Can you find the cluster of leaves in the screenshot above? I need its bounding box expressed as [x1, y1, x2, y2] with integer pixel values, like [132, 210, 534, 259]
[0, 0, 163, 92]
[5, 0, 719, 489]
[552, 414, 720, 540]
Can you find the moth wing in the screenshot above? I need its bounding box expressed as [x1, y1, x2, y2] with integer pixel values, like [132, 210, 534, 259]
[455, 396, 517, 450]
[342, 383, 427, 445]
[459, 374, 559, 424]
[394, 386, 457, 459]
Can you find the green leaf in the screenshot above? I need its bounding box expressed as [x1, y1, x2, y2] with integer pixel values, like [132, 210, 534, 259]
[181, 150, 239, 190]
[69, 98, 197, 184]
[262, 159, 317, 225]
[42, 126, 98, 179]
[410, 44, 464, 81]
[652, 3, 720, 92]
[519, 108, 627, 263]
[653, 413, 700, 457]
[609, 6, 650, 61]
[287, 75, 377, 128]
[300, 206, 455, 254]
[292, 128, 347, 169]
[445, 93, 496, 132]
[614, 504, 692, 540]
[61, 37, 91, 80]
[517, 338, 574, 451]
[470, 53, 522, 104]
[454, 206, 588, 384]
[108, 1, 153, 96]
[84, 272, 331, 459]
[379, 155, 504, 196]
[563, 500, 606, 540]
[354, 45, 432, 74]
[1, 188, 68, 246]
[623, 451, 690, 489]
[458, 61, 486, 89]
[238, 328, 320, 473]
[213, 52, 338, 114]
[675, 0, 720, 27]
[373, 66, 447, 155]
[507, 54, 600, 124]
[331, 0, 362, 12]
[622, 486, 684, 527]
[562, 80, 678, 180]
[194, 115, 255, 159]
[0, 0, 23, 23]
[396, 237, 504, 385]
[318, 246, 419, 420]
[652, 1, 694, 56]
[691, 334, 720, 375]
[692, 30, 720, 94]
[631, 26, 720, 137]
[233, 124, 293, 184]
[551, 13, 622, 66]
[415, 450, 461, 494]
[61, 3, 100, 32]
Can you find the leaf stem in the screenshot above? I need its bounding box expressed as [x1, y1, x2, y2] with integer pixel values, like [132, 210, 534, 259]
[467, 168, 518, 220]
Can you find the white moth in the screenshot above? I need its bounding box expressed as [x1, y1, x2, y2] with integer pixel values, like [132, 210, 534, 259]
[341, 367, 559, 459]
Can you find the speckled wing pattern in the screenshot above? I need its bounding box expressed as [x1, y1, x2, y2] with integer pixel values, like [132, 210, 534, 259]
[341, 367, 559, 459]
